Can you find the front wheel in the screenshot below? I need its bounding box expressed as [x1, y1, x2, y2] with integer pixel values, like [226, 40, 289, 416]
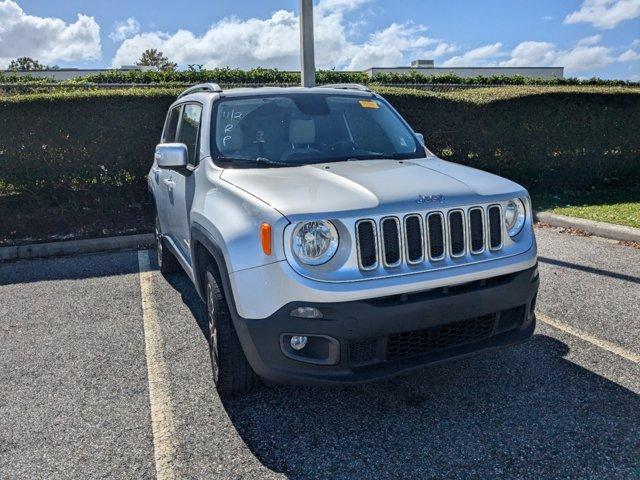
[205, 264, 259, 396]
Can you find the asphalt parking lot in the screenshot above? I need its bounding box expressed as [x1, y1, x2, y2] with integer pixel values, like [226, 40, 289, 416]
[1, 226, 639, 479]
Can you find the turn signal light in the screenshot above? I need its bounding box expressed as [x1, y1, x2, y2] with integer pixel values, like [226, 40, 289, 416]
[261, 223, 272, 255]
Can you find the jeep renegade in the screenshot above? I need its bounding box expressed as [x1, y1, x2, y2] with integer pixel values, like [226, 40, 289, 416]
[149, 83, 539, 396]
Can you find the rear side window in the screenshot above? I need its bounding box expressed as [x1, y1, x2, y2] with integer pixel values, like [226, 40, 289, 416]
[178, 104, 203, 166]
[162, 106, 181, 143]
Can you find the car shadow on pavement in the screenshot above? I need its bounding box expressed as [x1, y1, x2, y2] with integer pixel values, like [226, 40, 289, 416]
[539, 256, 640, 285]
[163, 269, 640, 479]
[218, 336, 640, 479]
[162, 272, 209, 337]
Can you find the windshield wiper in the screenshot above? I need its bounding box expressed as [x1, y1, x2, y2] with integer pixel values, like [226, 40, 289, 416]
[223, 157, 298, 167]
[344, 153, 389, 161]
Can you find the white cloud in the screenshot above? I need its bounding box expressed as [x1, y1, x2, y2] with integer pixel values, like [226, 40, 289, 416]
[111, 0, 453, 71]
[109, 17, 140, 42]
[497, 36, 640, 72]
[619, 48, 640, 61]
[440, 43, 505, 67]
[0, 0, 101, 67]
[576, 34, 603, 46]
[558, 45, 615, 69]
[500, 41, 559, 67]
[564, 0, 640, 29]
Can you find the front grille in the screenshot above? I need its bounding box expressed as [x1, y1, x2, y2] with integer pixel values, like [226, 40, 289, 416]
[356, 220, 378, 270]
[404, 215, 424, 264]
[427, 213, 445, 260]
[381, 217, 401, 267]
[488, 205, 502, 249]
[469, 208, 485, 254]
[448, 211, 465, 257]
[385, 314, 496, 362]
[355, 203, 505, 271]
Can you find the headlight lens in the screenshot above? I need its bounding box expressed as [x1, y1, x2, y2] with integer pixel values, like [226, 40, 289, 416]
[505, 198, 526, 237]
[292, 220, 339, 265]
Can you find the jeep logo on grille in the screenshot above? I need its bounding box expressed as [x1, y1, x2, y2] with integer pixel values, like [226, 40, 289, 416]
[417, 194, 445, 204]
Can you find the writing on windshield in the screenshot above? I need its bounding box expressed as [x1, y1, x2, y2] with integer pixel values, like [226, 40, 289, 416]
[212, 94, 423, 167]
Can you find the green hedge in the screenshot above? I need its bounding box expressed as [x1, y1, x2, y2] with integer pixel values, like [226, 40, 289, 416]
[0, 89, 179, 203]
[379, 86, 640, 191]
[67, 69, 640, 86]
[1, 86, 639, 206]
[3, 68, 639, 87]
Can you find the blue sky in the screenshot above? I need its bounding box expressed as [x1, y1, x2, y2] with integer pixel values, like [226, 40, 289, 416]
[2, 0, 639, 79]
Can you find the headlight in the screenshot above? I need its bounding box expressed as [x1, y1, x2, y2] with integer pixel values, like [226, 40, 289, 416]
[292, 220, 339, 265]
[505, 198, 526, 237]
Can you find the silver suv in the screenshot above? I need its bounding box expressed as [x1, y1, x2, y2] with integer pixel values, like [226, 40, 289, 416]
[150, 83, 539, 396]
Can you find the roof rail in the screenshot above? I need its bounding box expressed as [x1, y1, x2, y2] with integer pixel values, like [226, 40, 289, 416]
[178, 83, 223, 98]
[318, 83, 371, 92]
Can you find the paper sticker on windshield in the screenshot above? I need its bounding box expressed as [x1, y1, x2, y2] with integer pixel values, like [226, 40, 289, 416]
[359, 100, 379, 109]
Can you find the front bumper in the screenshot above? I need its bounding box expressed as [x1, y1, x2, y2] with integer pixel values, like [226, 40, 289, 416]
[232, 265, 539, 385]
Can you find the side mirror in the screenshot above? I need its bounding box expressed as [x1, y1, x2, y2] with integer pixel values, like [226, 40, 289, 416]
[415, 132, 425, 145]
[155, 143, 188, 169]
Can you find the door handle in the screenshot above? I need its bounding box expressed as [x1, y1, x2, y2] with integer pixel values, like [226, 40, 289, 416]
[163, 178, 175, 189]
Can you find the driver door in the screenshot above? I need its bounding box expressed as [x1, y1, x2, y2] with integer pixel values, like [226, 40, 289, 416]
[166, 103, 203, 263]
[155, 105, 182, 239]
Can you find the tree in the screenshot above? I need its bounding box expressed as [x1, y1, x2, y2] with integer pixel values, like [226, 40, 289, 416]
[8, 57, 47, 71]
[136, 49, 177, 72]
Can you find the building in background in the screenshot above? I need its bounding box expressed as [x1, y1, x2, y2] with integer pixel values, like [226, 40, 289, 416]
[365, 59, 564, 79]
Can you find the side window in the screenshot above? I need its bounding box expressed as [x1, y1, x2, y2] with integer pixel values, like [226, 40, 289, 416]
[177, 104, 203, 166]
[162, 106, 181, 143]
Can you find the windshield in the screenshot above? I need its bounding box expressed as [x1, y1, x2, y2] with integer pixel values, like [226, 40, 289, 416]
[211, 93, 424, 167]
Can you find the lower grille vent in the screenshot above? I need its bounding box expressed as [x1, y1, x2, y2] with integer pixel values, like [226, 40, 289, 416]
[350, 340, 377, 364]
[385, 314, 496, 362]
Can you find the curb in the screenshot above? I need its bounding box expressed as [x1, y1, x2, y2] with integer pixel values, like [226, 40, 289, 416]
[0, 233, 155, 263]
[534, 211, 640, 243]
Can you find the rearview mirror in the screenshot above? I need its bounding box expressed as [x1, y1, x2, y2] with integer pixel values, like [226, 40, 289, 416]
[415, 132, 425, 145]
[155, 143, 188, 169]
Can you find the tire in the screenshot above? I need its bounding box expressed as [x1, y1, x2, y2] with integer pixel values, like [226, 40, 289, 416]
[155, 214, 180, 274]
[205, 263, 259, 396]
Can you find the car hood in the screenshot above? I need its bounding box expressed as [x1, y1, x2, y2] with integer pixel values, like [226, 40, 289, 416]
[220, 158, 526, 218]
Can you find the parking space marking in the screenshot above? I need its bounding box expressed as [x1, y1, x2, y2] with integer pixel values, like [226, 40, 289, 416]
[538, 312, 639, 364]
[138, 250, 177, 480]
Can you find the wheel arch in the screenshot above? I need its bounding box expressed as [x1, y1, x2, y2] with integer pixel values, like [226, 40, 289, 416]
[191, 223, 238, 317]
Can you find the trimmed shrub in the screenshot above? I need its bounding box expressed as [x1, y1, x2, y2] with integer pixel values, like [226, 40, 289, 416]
[0, 88, 179, 202]
[378, 86, 640, 191]
[15, 68, 636, 87]
[0, 86, 638, 206]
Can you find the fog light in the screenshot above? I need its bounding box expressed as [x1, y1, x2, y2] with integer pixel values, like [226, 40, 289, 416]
[290, 335, 308, 351]
[290, 307, 323, 319]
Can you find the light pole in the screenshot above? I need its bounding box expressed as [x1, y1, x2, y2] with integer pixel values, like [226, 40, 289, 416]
[299, 0, 316, 87]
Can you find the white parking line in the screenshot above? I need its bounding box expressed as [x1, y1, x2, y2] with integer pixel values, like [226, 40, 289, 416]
[138, 250, 177, 480]
[538, 312, 640, 364]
